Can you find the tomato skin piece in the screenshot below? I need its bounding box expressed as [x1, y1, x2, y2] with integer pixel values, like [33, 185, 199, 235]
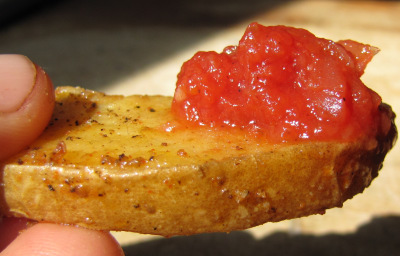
[172, 23, 382, 143]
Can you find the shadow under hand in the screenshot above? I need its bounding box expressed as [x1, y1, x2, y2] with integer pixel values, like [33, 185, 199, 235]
[123, 216, 400, 256]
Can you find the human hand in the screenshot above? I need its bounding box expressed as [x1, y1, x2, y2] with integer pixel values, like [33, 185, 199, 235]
[0, 54, 124, 256]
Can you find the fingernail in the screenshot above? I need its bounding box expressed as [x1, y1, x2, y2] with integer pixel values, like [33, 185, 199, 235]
[0, 54, 37, 113]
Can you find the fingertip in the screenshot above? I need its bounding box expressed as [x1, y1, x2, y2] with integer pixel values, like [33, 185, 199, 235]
[0, 54, 55, 161]
[1, 223, 124, 256]
[0, 55, 36, 113]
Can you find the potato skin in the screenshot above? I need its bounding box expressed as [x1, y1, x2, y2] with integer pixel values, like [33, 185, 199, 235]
[0, 87, 396, 236]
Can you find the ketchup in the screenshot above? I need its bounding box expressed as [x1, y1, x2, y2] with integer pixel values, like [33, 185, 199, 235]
[171, 23, 382, 142]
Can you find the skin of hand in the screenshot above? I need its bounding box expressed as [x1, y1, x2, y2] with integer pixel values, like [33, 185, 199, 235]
[0, 54, 125, 256]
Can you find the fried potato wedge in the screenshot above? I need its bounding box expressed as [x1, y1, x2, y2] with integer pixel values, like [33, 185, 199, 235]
[0, 86, 397, 236]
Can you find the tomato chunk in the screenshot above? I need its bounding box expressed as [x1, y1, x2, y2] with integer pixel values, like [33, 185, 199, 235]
[172, 23, 382, 142]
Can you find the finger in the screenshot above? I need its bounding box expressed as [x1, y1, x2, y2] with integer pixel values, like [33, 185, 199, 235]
[0, 54, 55, 161]
[1, 222, 124, 256]
[0, 218, 29, 252]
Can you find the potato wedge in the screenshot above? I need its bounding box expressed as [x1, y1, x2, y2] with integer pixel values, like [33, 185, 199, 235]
[0, 86, 396, 236]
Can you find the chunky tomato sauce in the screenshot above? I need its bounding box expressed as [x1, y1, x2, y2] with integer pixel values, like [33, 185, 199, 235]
[171, 23, 382, 142]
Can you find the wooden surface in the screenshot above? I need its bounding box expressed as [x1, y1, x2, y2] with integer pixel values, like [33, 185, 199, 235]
[1, 0, 400, 254]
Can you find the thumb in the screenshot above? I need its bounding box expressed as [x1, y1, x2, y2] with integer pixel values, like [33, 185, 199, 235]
[0, 54, 55, 161]
[0, 219, 124, 256]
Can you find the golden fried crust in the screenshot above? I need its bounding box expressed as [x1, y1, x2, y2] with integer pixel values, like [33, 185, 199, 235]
[0, 87, 397, 236]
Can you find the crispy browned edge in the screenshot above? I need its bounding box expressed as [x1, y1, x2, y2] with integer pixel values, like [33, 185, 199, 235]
[0, 88, 397, 236]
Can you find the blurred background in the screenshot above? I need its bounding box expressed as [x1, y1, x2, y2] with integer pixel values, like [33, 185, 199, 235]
[1, 0, 399, 255]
